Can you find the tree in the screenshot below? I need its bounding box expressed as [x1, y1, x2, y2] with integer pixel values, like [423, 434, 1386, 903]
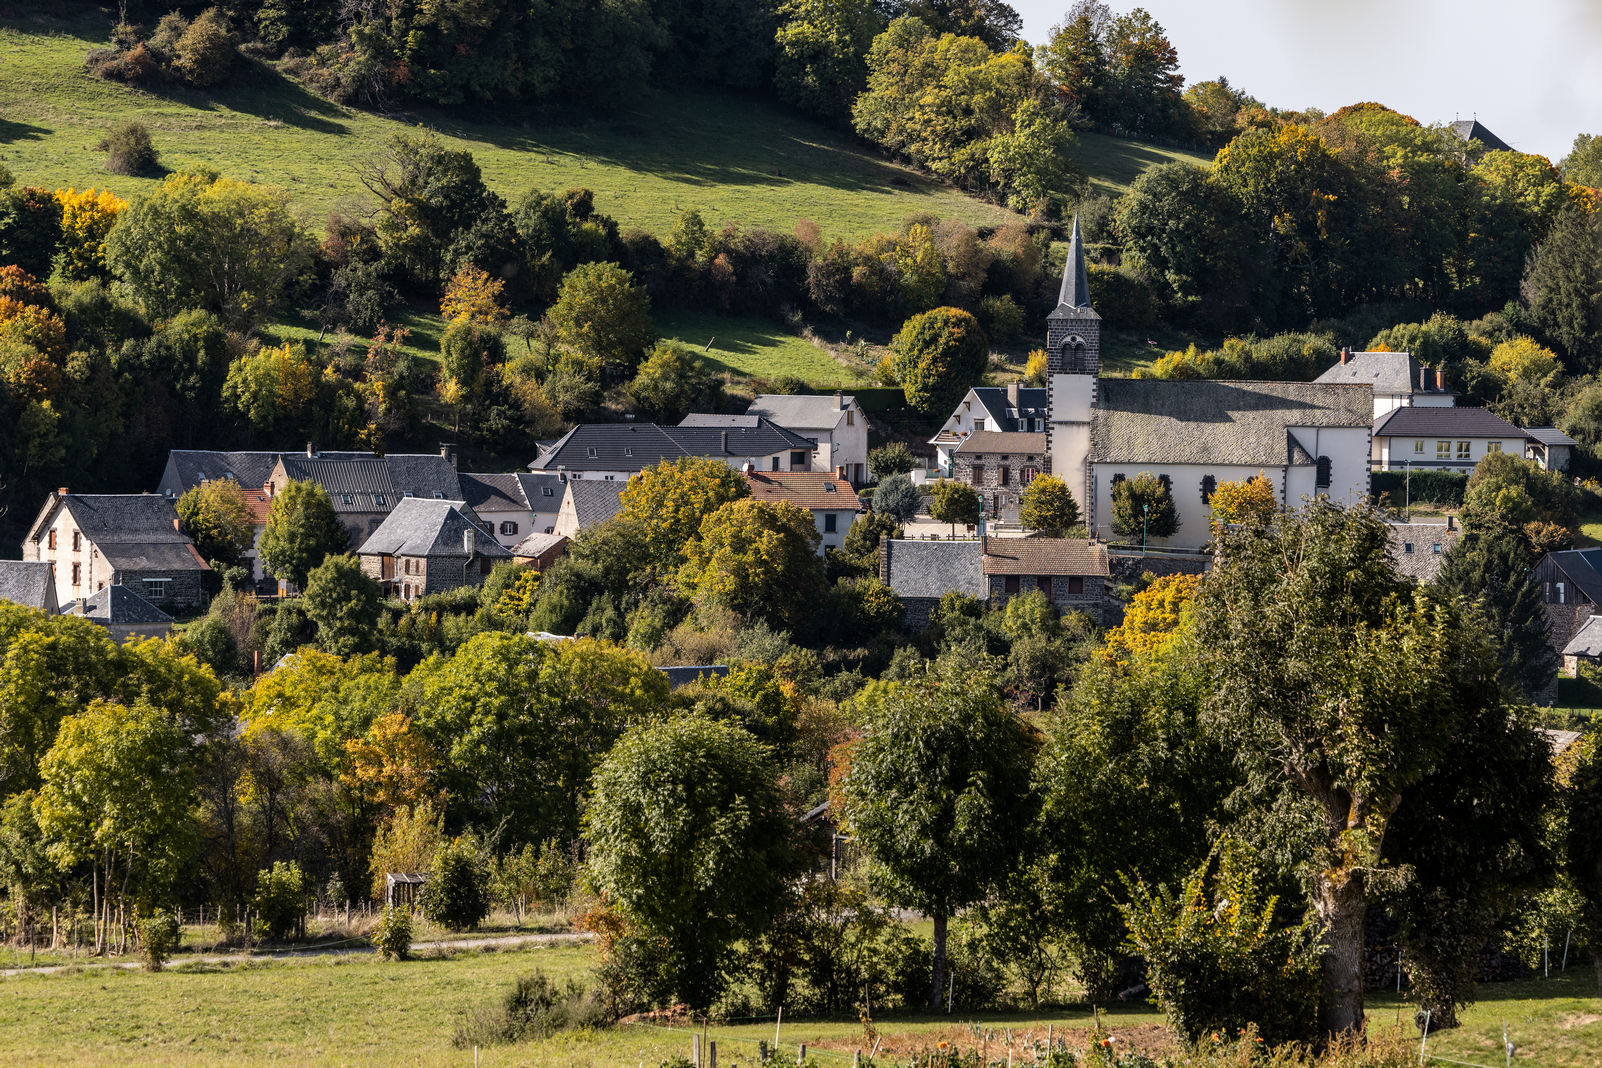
[1460, 451, 1580, 546]
[440, 264, 508, 326]
[53, 188, 127, 281]
[171, 6, 236, 87]
[1561, 133, 1602, 189]
[619, 455, 751, 570]
[105, 170, 310, 326]
[1522, 208, 1602, 372]
[677, 499, 826, 628]
[341, 712, 439, 813]
[438, 317, 505, 412]
[302, 554, 382, 657]
[257, 479, 350, 588]
[929, 477, 981, 535]
[420, 836, 490, 931]
[98, 121, 159, 177]
[1018, 474, 1079, 535]
[773, 0, 883, 121]
[1196, 500, 1516, 1036]
[176, 479, 255, 568]
[841, 664, 1034, 1006]
[1040, 2, 1111, 115]
[869, 442, 917, 480]
[1559, 732, 1602, 996]
[1110, 472, 1178, 541]
[627, 342, 721, 423]
[0, 185, 63, 280]
[1433, 529, 1557, 699]
[1208, 473, 1276, 527]
[985, 100, 1082, 213]
[1488, 335, 1562, 385]
[585, 714, 793, 1007]
[547, 262, 653, 376]
[889, 307, 988, 415]
[871, 472, 922, 522]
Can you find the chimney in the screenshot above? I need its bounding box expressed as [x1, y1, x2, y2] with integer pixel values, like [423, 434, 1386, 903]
[1419, 366, 1428, 391]
[1435, 368, 1445, 391]
[266, 481, 275, 497]
[1340, 347, 1350, 364]
[1007, 382, 1020, 407]
[741, 461, 754, 475]
[835, 465, 846, 481]
[557, 465, 568, 483]
[173, 518, 182, 533]
[720, 430, 729, 454]
[835, 390, 844, 410]
[440, 443, 457, 469]
[76, 596, 87, 614]
[57, 486, 68, 497]
[463, 526, 476, 556]
[306, 442, 317, 458]
[1446, 514, 1455, 531]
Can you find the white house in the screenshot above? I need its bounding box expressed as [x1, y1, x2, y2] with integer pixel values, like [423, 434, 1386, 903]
[742, 469, 860, 553]
[22, 491, 210, 613]
[1313, 350, 1454, 419]
[743, 393, 870, 484]
[1371, 407, 1527, 472]
[460, 472, 565, 548]
[928, 384, 1050, 475]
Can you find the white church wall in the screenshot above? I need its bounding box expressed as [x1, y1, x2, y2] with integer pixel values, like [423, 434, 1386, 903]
[1090, 463, 1274, 549]
[1288, 426, 1371, 506]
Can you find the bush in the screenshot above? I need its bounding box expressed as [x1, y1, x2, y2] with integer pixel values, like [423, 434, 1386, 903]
[872, 473, 923, 522]
[137, 907, 181, 972]
[420, 836, 490, 931]
[99, 121, 160, 177]
[453, 970, 611, 1048]
[1371, 469, 1467, 508]
[252, 860, 309, 942]
[374, 905, 414, 961]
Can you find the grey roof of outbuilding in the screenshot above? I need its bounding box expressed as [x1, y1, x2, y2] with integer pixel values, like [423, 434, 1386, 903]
[460, 472, 527, 511]
[882, 538, 985, 600]
[955, 431, 1048, 455]
[1313, 351, 1439, 394]
[567, 480, 628, 529]
[0, 561, 54, 610]
[1539, 548, 1602, 605]
[1090, 380, 1372, 466]
[64, 584, 174, 624]
[511, 532, 568, 558]
[530, 420, 812, 472]
[1387, 522, 1459, 582]
[357, 499, 510, 559]
[1527, 426, 1578, 447]
[1562, 615, 1602, 658]
[1373, 406, 1524, 439]
[746, 394, 855, 429]
[163, 450, 294, 492]
[1448, 119, 1512, 153]
[52, 495, 208, 571]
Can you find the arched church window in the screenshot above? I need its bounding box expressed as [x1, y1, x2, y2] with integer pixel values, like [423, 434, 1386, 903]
[1200, 475, 1216, 503]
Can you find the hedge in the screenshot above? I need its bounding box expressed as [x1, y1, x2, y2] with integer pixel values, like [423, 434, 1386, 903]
[1371, 469, 1467, 508]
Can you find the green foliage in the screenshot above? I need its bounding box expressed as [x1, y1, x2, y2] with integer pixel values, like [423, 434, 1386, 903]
[1433, 529, 1557, 699]
[374, 904, 414, 960]
[98, 121, 159, 177]
[627, 342, 722, 422]
[136, 906, 181, 971]
[889, 306, 988, 415]
[1018, 473, 1079, 535]
[253, 860, 309, 941]
[1523, 207, 1602, 372]
[420, 836, 490, 932]
[258, 479, 351, 587]
[774, 0, 883, 121]
[548, 262, 653, 376]
[180, 616, 241, 678]
[676, 499, 826, 629]
[1559, 732, 1602, 975]
[872, 473, 923, 522]
[0, 185, 64, 280]
[1109, 472, 1178, 540]
[438, 318, 505, 405]
[177, 478, 255, 568]
[1369, 470, 1466, 508]
[302, 554, 382, 657]
[868, 441, 917, 480]
[1561, 132, 1602, 188]
[1460, 451, 1580, 545]
[620, 456, 752, 571]
[585, 714, 793, 1007]
[1121, 844, 1322, 1045]
[928, 478, 980, 534]
[452, 970, 610, 1048]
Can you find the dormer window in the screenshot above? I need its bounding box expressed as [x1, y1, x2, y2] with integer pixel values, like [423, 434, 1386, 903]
[342, 494, 354, 505]
[587, 447, 599, 458]
[433, 491, 444, 499]
[542, 487, 554, 497]
[404, 491, 414, 498]
[374, 495, 386, 506]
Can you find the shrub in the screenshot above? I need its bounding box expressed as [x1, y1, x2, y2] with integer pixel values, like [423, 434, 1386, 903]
[890, 307, 988, 415]
[420, 836, 490, 931]
[252, 860, 309, 942]
[99, 122, 160, 177]
[872, 473, 922, 522]
[137, 907, 181, 972]
[978, 294, 1025, 340]
[1370, 469, 1466, 508]
[172, 7, 236, 87]
[374, 904, 413, 961]
[452, 970, 611, 1048]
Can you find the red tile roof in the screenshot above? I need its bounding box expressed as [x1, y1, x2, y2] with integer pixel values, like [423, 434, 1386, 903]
[744, 471, 860, 511]
[981, 536, 1108, 576]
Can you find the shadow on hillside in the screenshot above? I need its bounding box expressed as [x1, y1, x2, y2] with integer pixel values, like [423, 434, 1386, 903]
[0, 116, 48, 143]
[199, 64, 351, 136]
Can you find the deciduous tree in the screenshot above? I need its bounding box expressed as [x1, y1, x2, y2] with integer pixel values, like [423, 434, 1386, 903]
[1110, 472, 1178, 540]
[890, 306, 987, 415]
[257, 479, 351, 587]
[1018, 473, 1079, 535]
[177, 478, 255, 568]
[677, 499, 825, 628]
[547, 261, 653, 376]
[301, 553, 381, 657]
[619, 455, 751, 570]
[1208, 473, 1276, 527]
[929, 477, 981, 535]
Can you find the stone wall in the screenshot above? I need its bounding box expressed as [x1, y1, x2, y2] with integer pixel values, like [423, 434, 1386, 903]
[1108, 552, 1211, 586]
[118, 568, 207, 612]
[952, 451, 1046, 520]
[985, 574, 1110, 622]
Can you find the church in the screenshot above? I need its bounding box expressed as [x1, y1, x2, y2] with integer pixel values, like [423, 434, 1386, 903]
[949, 220, 1374, 550]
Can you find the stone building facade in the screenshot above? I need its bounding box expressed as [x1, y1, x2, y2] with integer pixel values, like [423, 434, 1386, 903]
[951, 432, 1047, 521]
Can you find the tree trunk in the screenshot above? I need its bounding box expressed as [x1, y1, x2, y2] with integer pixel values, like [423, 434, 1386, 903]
[930, 912, 948, 1010]
[1313, 866, 1366, 1037]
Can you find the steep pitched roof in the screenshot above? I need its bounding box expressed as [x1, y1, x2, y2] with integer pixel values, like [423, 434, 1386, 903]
[981, 536, 1108, 576]
[882, 539, 985, 600]
[517, 472, 565, 507]
[1539, 548, 1602, 605]
[30, 494, 209, 572]
[566, 480, 628, 529]
[1372, 406, 1524, 439]
[460, 472, 527, 512]
[955, 431, 1047, 455]
[1049, 216, 1098, 320]
[1091, 380, 1372, 466]
[357, 499, 510, 559]
[744, 470, 859, 511]
[1387, 522, 1459, 582]
[1314, 351, 1443, 394]
[746, 394, 856, 430]
[1448, 119, 1512, 153]
[64, 584, 174, 625]
[0, 561, 55, 611]
[530, 420, 813, 473]
[1562, 615, 1602, 659]
[163, 450, 289, 494]
[273, 454, 463, 513]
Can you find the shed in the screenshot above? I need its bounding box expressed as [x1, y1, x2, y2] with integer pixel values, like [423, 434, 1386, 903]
[1560, 614, 1602, 678]
[386, 872, 428, 908]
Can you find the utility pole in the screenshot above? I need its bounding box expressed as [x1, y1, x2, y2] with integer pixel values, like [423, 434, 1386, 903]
[1141, 501, 1149, 557]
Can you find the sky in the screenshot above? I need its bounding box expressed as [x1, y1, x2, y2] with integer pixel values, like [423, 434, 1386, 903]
[1012, 0, 1602, 161]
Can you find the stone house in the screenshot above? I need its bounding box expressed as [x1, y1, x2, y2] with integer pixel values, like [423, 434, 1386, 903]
[0, 560, 59, 614]
[879, 538, 986, 629]
[63, 585, 175, 643]
[22, 491, 209, 613]
[929, 383, 1050, 475]
[356, 498, 511, 603]
[742, 468, 860, 553]
[1532, 548, 1602, 657]
[951, 431, 1047, 521]
[979, 536, 1109, 618]
[1386, 519, 1460, 584]
[744, 393, 871, 484]
[266, 448, 465, 550]
[510, 532, 569, 570]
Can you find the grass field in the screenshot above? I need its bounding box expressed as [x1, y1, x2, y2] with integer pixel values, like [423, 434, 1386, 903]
[657, 311, 873, 387]
[0, 5, 1019, 240]
[1074, 132, 1213, 198]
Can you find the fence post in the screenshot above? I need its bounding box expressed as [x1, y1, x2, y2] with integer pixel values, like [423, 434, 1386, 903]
[798, 1044, 806, 1063]
[708, 1041, 716, 1068]
[759, 1040, 769, 1064]
[692, 1034, 701, 1067]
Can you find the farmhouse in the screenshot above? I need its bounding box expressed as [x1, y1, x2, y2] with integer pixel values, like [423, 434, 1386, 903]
[22, 491, 209, 613]
[1532, 547, 1602, 654]
[745, 392, 870, 484]
[356, 498, 510, 603]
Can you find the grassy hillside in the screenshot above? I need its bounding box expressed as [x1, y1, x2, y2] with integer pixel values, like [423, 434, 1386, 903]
[1074, 131, 1214, 197]
[0, 6, 1020, 239]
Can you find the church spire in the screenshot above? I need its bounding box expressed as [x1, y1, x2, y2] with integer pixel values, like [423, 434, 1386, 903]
[1055, 216, 1092, 311]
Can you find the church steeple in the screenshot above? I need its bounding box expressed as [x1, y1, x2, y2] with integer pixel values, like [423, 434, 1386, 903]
[1054, 215, 1093, 312]
[1045, 216, 1100, 374]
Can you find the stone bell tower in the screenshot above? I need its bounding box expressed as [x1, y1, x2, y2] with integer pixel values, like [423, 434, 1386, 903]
[1047, 217, 1100, 520]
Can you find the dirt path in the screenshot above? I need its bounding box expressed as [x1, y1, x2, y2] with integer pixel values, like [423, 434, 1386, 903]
[0, 930, 593, 978]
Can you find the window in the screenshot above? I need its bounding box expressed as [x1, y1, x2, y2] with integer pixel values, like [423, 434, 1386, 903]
[1403, 542, 1415, 554]
[1432, 543, 1442, 554]
[971, 464, 985, 483]
[1036, 576, 1052, 593]
[823, 513, 837, 533]
[1436, 441, 1451, 459]
[846, 410, 855, 426]
[1021, 466, 1038, 486]
[1067, 576, 1085, 595]
[1456, 441, 1472, 460]
[374, 495, 386, 507]
[791, 451, 809, 467]
[72, 531, 81, 552]
[542, 486, 554, 497]
[1200, 475, 1216, 503]
[1557, 581, 1569, 604]
[999, 466, 1010, 486]
[48, 530, 56, 550]
[404, 491, 414, 498]
[501, 521, 518, 536]
[403, 584, 411, 600]
[624, 447, 633, 457]
[1157, 474, 1172, 492]
[71, 562, 81, 586]
[432, 491, 444, 499]
[974, 418, 986, 431]
[342, 494, 354, 505]
[144, 578, 169, 600]
[824, 483, 837, 493]
[587, 447, 598, 458]
[1003, 576, 1021, 594]
[1487, 442, 1502, 454]
[1414, 440, 1424, 454]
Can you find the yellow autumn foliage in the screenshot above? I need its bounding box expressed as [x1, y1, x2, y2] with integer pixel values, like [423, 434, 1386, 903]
[54, 187, 128, 281]
[1101, 573, 1201, 665]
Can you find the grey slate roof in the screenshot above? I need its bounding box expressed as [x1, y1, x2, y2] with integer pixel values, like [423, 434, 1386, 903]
[52, 495, 208, 571]
[531, 420, 813, 473]
[64, 584, 174, 624]
[1447, 119, 1512, 153]
[510, 532, 568, 558]
[1562, 615, 1602, 658]
[882, 538, 985, 600]
[276, 454, 463, 514]
[972, 386, 1050, 427]
[955, 431, 1048, 455]
[0, 561, 54, 610]
[1538, 548, 1602, 605]
[1314, 351, 1442, 394]
[1373, 406, 1524, 439]
[357, 499, 510, 559]
[517, 472, 565, 508]
[567, 480, 628, 529]
[659, 664, 732, 688]
[162, 450, 293, 494]
[1090, 380, 1372, 466]
[1049, 216, 1098, 320]
[1527, 426, 1578, 447]
[746, 394, 855, 430]
[1387, 522, 1459, 582]
[460, 472, 527, 512]
[678, 414, 763, 429]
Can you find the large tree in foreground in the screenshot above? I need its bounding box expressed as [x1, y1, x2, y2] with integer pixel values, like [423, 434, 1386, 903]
[1195, 500, 1512, 1037]
[257, 479, 350, 588]
[840, 663, 1034, 1007]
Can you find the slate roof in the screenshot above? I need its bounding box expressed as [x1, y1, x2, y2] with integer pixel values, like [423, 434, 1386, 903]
[1314, 351, 1444, 394]
[744, 471, 859, 510]
[746, 394, 856, 430]
[678, 414, 763, 429]
[882, 539, 985, 600]
[1049, 216, 1098, 320]
[0, 561, 55, 610]
[531, 420, 812, 473]
[566, 480, 628, 530]
[1562, 615, 1602, 658]
[955, 431, 1048, 455]
[1448, 119, 1512, 153]
[1090, 380, 1372, 466]
[1538, 548, 1602, 605]
[271, 454, 463, 514]
[34, 494, 210, 572]
[1527, 426, 1578, 447]
[163, 450, 291, 494]
[64, 584, 175, 625]
[1373, 406, 1524, 439]
[981, 536, 1108, 576]
[460, 472, 527, 512]
[510, 532, 568, 558]
[357, 499, 510, 559]
[1387, 522, 1459, 582]
[658, 664, 732, 688]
